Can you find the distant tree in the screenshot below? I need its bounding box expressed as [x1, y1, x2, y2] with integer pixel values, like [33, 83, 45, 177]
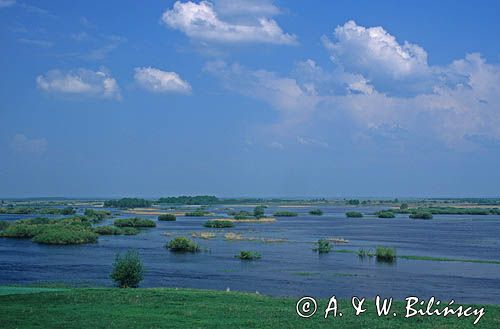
[253, 206, 265, 218]
[157, 195, 219, 205]
[104, 198, 152, 209]
[400, 203, 409, 210]
[347, 199, 360, 205]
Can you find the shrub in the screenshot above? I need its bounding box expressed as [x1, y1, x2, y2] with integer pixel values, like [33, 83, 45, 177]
[376, 210, 395, 218]
[409, 212, 433, 220]
[158, 214, 176, 221]
[313, 238, 332, 253]
[347, 199, 360, 205]
[184, 210, 210, 217]
[253, 206, 266, 218]
[114, 217, 156, 228]
[346, 211, 363, 218]
[0, 220, 11, 231]
[84, 209, 112, 222]
[61, 206, 76, 215]
[203, 220, 234, 228]
[236, 251, 261, 260]
[376, 246, 396, 262]
[234, 214, 252, 220]
[400, 203, 409, 210]
[166, 237, 200, 252]
[0, 223, 45, 238]
[32, 225, 98, 245]
[309, 209, 323, 216]
[94, 226, 139, 235]
[273, 211, 298, 217]
[110, 250, 144, 288]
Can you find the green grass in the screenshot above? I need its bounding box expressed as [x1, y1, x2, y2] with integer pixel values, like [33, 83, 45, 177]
[235, 250, 261, 260]
[376, 246, 397, 262]
[0, 287, 498, 328]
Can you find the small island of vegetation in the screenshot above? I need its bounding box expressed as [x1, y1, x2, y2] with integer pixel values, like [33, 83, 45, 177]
[104, 198, 152, 209]
[158, 214, 176, 221]
[166, 237, 200, 252]
[113, 218, 156, 228]
[346, 211, 363, 218]
[273, 211, 298, 217]
[203, 220, 234, 228]
[309, 209, 323, 216]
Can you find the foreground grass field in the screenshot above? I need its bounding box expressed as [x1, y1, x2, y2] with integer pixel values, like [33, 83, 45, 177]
[0, 287, 499, 328]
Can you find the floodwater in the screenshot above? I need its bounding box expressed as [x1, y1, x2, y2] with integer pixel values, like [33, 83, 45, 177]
[1, 205, 499, 304]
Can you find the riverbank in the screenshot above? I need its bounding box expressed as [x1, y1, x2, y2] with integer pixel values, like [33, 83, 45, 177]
[0, 287, 498, 328]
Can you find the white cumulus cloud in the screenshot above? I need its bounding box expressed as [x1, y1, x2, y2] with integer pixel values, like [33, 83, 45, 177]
[134, 67, 192, 94]
[162, 1, 296, 45]
[36, 69, 121, 100]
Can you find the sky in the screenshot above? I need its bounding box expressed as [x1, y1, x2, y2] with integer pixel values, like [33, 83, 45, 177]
[1, 0, 500, 198]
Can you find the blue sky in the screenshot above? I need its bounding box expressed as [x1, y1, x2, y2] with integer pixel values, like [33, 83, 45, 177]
[1, 0, 500, 198]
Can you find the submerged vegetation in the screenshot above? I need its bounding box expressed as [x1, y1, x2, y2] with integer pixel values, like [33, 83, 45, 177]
[236, 251, 261, 260]
[191, 231, 216, 239]
[158, 214, 176, 221]
[203, 220, 234, 228]
[110, 250, 144, 288]
[313, 238, 332, 253]
[273, 211, 298, 217]
[345, 211, 363, 218]
[113, 218, 156, 228]
[166, 237, 200, 252]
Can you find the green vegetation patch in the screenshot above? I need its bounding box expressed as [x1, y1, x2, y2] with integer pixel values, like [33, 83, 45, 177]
[273, 211, 298, 217]
[94, 226, 139, 235]
[32, 225, 98, 245]
[157, 195, 219, 205]
[313, 238, 332, 253]
[375, 246, 397, 262]
[166, 237, 200, 252]
[409, 211, 433, 219]
[158, 214, 176, 221]
[309, 209, 323, 216]
[203, 220, 234, 228]
[185, 210, 211, 217]
[104, 198, 152, 209]
[345, 211, 363, 218]
[113, 218, 156, 228]
[375, 210, 396, 218]
[236, 251, 261, 260]
[110, 250, 144, 288]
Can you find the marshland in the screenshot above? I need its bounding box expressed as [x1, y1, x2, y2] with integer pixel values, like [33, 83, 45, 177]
[0, 197, 499, 304]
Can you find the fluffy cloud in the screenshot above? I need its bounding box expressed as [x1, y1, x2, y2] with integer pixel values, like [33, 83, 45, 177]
[322, 20, 433, 95]
[205, 21, 500, 150]
[36, 69, 121, 100]
[162, 1, 296, 45]
[11, 134, 47, 155]
[134, 67, 192, 94]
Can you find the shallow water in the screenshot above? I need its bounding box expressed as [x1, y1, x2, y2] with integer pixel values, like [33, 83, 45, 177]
[1, 206, 499, 304]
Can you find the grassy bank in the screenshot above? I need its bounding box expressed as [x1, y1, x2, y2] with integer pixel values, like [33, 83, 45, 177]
[0, 287, 498, 328]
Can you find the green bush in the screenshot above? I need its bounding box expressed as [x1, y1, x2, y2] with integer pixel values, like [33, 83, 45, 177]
[104, 198, 152, 209]
[0, 220, 11, 231]
[313, 238, 332, 253]
[110, 250, 144, 288]
[61, 207, 76, 215]
[0, 223, 43, 238]
[346, 211, 363, 218]
[236, 251, 261, 260]
[184, 210, 210, 217]
[409, 212, 433, 220]
[273, 211, 298, 217]
[400, 203, 409, 210]
[32, 225, 98, 245]
[309, 209, 323, 216]
[158, 214, 176, 221]
[376, 210, 395, 218]
[84, 209, 112, 222]
[114, 218, 156, 228]
[203, 220, 234, 228]
[94, 226, 139, 235]
[376, 246, 396, 262]
[166, 237, 200, 252]
[253, 206, 266, 218]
